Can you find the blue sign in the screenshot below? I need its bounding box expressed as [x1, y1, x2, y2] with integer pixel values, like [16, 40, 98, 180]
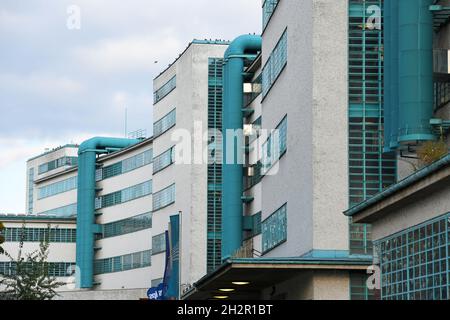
[147, 283, 164, 300]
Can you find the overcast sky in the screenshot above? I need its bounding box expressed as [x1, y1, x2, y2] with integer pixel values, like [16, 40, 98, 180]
[0, 0, 261, 213]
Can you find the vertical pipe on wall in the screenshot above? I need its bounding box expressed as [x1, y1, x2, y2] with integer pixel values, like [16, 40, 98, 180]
[222, 35, 261, 261]
[397, 0, 435, 143]
[76, 137, 139, 288]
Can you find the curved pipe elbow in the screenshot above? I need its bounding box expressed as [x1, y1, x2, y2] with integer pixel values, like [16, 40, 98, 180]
[78, 137, 140, 154]
[224, 34, 262, 59]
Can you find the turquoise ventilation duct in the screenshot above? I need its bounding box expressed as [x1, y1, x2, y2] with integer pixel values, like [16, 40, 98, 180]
[76, 137, 139, 288]
[222, 35, 261, 261]
[397, 0, 435, 143]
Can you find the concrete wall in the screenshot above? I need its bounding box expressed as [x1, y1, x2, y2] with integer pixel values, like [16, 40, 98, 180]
[55, 288, 148, 300]
[260, 0, 349, 258]
[152, 42, 228, 289]
[371, 182, 450, 241]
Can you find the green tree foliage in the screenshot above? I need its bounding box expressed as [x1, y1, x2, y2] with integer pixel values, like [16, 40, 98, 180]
[0, 224, 65, 300]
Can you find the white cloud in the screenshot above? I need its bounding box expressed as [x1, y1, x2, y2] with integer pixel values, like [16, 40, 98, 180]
[0, 73, 84, 97]
[73, 32, 183, 73]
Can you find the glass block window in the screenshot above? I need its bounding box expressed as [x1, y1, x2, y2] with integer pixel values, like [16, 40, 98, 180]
[27, 167, 34, 214]
[153, 147, 175, 174]
[94, 250, 152, 275]
[262, 0, 280, 31]
[37, 203, 77, 217]
[97, 149, 152, 181]
[154, 109, 176, 138]
[38, 156, 78, 175]
[262, 29, 287, 98]
[152, 184, 175, 212]
[350, 272, 377, 300]
[152, 233, 166, 255]
[38, 176, 77, 199]
[207, 57, 224, 274]
[1, 227, 76, 243]
[102, 212, 152, 238]
[0, 262, 75, 277]
[96, 180, 152, 209]
[262, 203, 287, 254]
[375, 212, 450, 300]
[262, 116, 287, 175]
[348, 0, 397, 255]
[154, 75, 176, 104]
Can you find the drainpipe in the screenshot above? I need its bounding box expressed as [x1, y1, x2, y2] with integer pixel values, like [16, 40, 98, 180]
[222, 35, 261, 261]
[397, 0, 435, 144]
[76, 137, 140, 288]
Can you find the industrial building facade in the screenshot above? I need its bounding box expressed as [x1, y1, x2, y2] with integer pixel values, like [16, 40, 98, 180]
[1, 0, 449, 300]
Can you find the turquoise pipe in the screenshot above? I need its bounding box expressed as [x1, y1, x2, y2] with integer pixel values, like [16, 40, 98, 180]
[222, 35, 261, 261]
[383, 0, 392, 152]
[389, 0, 400, 150]
[76, 137, 139, 288]
[397, 0, 435, 143]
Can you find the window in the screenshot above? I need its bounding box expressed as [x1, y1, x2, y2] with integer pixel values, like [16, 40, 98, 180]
[262, 0, 280, 31]
[36, 203, 77, 217]
[38, 176, 77, 199]
[102, 212, 152, 238]
[96, 181, 152, 209]
[262, 29, 287, 98]
[375, 212, 450, 300]
[0, 227, 76, 243]
[153, 109, 176, 138]
[93, 250, 152, 275]
[262, 116, 287, 174]
[262, 203, 287, 253]
[154, 75, 176, 104]
[350, 272, 377, 300]
[27, 168, 34, 214]
[0, 262, 75, 277]
[152, 233, 166, 255]
[96, 149, 152, 181]
[152, 184, 175, 211]
[38, 156, 78, 175]
[153, 147, 175, 174]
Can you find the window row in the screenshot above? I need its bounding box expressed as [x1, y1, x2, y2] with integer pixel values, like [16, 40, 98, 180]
[38, 156, 78, 175]
[262, 29, 287, 97]
[154, 75, 176, 104]
[262, 203, 287, 253]
[102, 212, 152, 239]
[96, 149, 152, 181]
[95, 180, 152, 209]
[0, 262, 75, 277]
[152, 232, 166, 255]
[153, 147, 175, 174]
[261, 116, 287, 175]
[36, 203, 77, 218]
[0, 227, 76, 243]
[94, 250, 152, 275]
[38, 176, 77, 199]
[152, 184, 175, 212]
[262, 0, 280, 31]
[154, 109, 176, 138]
